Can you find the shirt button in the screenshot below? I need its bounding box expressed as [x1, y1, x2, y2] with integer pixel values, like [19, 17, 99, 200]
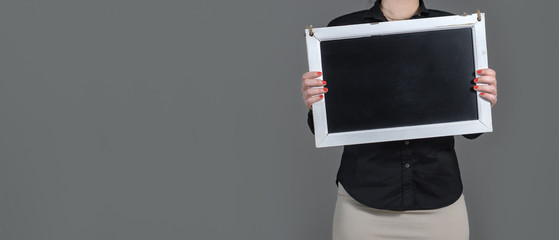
[405, 163, 411, 168]
[404, 141, 410, 145]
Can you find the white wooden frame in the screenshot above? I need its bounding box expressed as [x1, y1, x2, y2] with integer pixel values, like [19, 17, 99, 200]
[305, 13, 492, 148]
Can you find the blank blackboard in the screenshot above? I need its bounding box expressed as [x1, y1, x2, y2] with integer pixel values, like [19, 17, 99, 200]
[320, 28, 478, 133]
[305, 13, 492, 147]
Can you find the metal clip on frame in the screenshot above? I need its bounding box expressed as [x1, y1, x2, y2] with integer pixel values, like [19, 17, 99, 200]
[306, 25, 314, 37]
[460, 10, 482, 21]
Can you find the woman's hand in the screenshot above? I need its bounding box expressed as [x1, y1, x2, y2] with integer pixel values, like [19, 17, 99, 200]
[474, 68, 498, 107]
[302, 71, 328, 109]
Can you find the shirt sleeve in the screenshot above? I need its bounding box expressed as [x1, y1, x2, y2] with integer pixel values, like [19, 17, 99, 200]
[462, 133, 483, 139]
[307, 109, 315, 135]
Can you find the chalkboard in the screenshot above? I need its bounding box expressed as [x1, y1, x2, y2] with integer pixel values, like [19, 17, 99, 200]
[304, 13, 492, 148]
[321, 28, 478, 133]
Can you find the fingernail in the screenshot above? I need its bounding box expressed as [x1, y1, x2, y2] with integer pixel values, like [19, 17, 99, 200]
[323, 87, 328, 91]
[480, 92, 485, 96]
[319, 95, 324, 98]
[474, 86, 478, 90]
[317, 72, 322, 76]
[474, 78, 478, 83]
[477, 70, 482, 74]
[322, 81, 327, 85]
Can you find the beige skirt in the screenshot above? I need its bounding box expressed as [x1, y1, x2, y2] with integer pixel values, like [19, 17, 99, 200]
[333, 183, 469, 240]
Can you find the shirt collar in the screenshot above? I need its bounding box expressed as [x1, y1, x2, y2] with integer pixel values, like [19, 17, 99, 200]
[362, 0, 430, 21]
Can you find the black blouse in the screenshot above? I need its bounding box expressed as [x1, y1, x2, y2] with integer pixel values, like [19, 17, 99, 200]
[307, 0, 482, 210]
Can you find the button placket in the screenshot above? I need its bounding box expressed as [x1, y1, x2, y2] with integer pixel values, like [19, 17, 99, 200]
[401, 140, 414, 207]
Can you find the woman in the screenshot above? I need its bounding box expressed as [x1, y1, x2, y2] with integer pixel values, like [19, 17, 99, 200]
[301, 0, 497, 239]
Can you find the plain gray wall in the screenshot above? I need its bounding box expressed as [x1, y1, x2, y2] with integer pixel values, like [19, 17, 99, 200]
[0, 0, 557, 239]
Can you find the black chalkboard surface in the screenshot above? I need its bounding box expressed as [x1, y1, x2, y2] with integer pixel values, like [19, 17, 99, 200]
[320, 28, 478, 133]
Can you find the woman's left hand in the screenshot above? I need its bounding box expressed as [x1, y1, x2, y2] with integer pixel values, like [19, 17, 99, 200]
[474, 68, 498, 107]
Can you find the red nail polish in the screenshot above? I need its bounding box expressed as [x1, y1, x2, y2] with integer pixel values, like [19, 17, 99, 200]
[322, 81, 327, 85]
[317, 72, 322, 76]
[323, 87, 328, 91]
[319, 95, 324, 98]
[474, 86, 478, 90]
[477, 70, 482, 74]
[474, 78, 478, 83]
[480, 92, 485, 96]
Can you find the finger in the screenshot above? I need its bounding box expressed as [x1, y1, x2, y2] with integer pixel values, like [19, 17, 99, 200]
[474, 76, 496, 85]
[479, 92, 497, 107]
[473, 85, 497, 95]
[302, 71, 322, 80]
[477, 68, 496, 77]
[302, 79, 327, 92]
[305, 95, 324, 109]
[303, 87, 328, 99]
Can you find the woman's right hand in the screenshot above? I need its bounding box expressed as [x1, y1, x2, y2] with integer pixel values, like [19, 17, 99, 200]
[301, 71, 328, 109]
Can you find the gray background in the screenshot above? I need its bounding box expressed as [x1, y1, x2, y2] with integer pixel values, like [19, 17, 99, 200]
[0, 0, 557, 239]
